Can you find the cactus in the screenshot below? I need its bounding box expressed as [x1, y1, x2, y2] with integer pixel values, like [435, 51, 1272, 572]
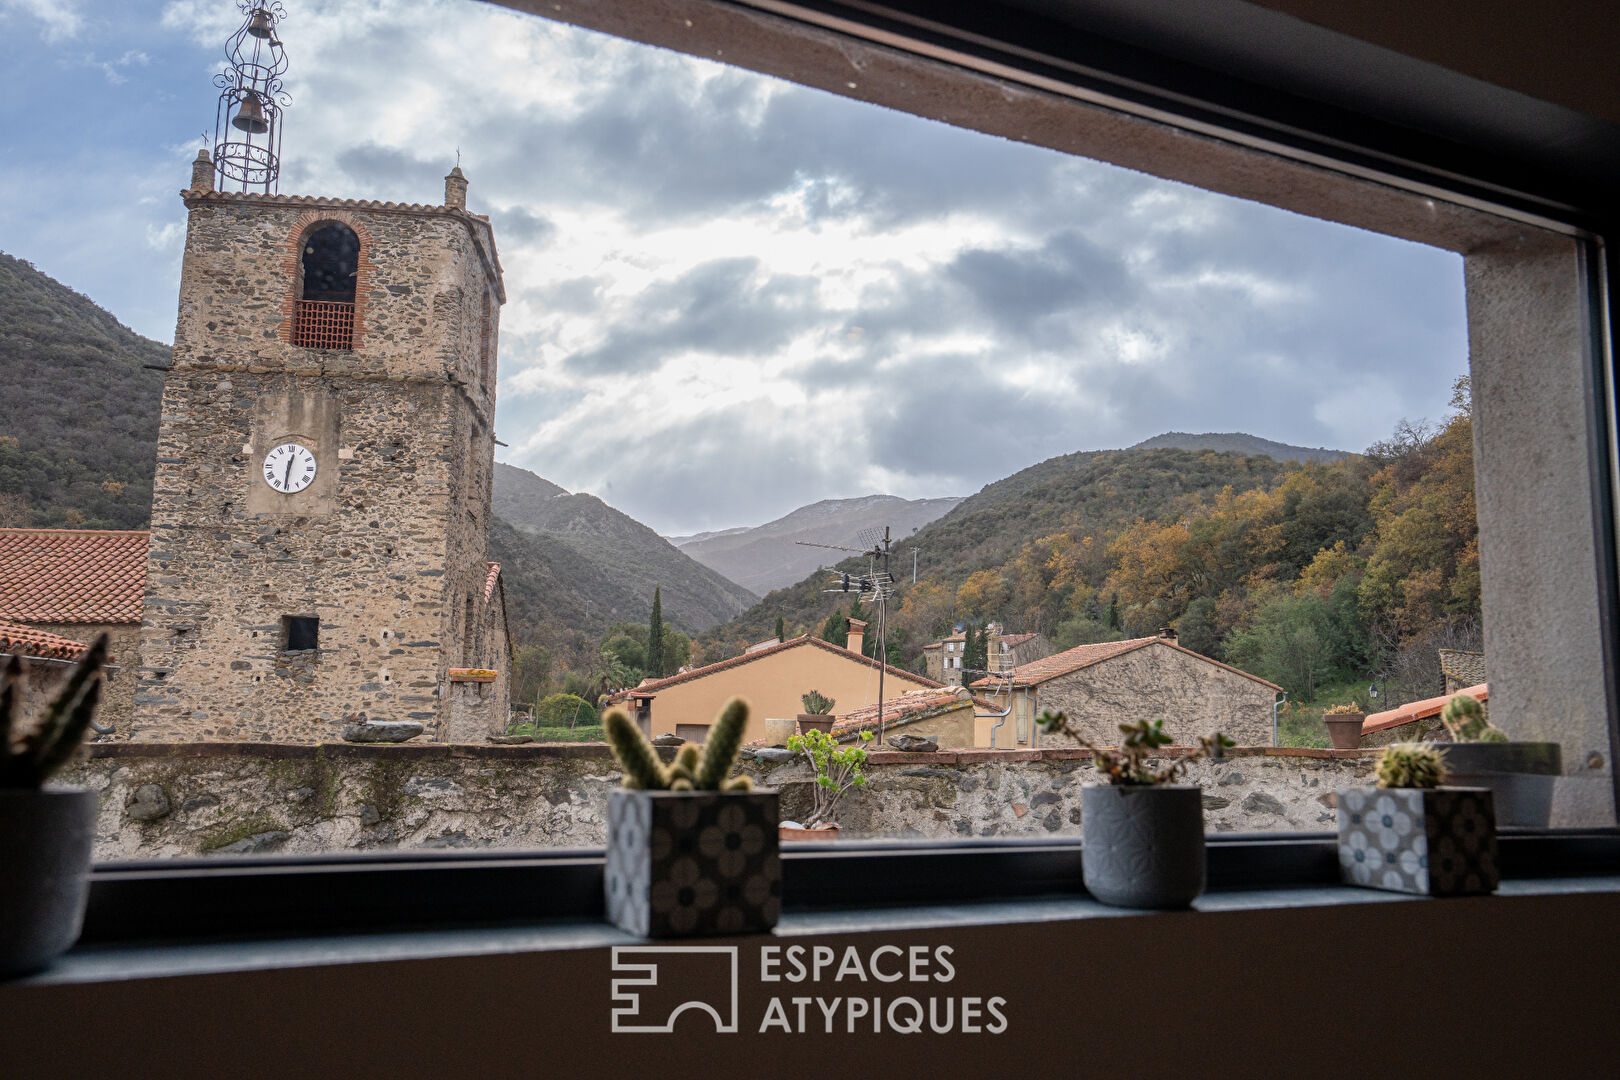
[1440, 693, 1507, 743]
[0, 635, 108, 789]
[1377, 742, 1448, 789]
[800, 690, 835, 716]
[604, 697, 754, 792]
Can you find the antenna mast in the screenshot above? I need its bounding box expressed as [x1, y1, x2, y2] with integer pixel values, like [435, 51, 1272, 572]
[797, 526, 896, 743]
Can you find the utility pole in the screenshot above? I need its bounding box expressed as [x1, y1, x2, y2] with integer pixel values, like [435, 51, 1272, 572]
[796, 526, 896, 743]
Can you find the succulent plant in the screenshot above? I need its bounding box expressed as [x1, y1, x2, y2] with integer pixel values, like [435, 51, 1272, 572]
[1377, 742, 1448, 789]
[604, 696, 754, 792]
[787, 727, 873, 828]
[0, 635, 108, 789]
[800, 691, 835, 716]
[1440, 693, 1507, 743]
[1036, 713, 1234, 785]
[1324, 703, 1365, 716]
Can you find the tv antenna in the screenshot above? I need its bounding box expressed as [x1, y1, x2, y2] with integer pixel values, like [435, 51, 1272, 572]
[796, 526, 896, 742]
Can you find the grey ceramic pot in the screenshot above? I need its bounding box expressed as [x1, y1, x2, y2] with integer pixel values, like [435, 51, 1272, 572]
[1437, 742, 1561, 827]
[1081, 784, 1206, 909]
[0, 788, 98, 977]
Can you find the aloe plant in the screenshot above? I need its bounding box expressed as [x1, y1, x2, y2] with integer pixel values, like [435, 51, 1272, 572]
[800, 691, 835, 716]
[604, 696, 754, 792]
[0, 635, 108, 789]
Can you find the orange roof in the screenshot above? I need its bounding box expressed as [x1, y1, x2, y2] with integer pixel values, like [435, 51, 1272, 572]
[972, 635, 1282, 692]
[0, 529, 147, 624]
[605, 635, 941, 703]
[1363, 683, 1488, 735]
[831, 688, 990, 739]
[0, 621, 97, 662]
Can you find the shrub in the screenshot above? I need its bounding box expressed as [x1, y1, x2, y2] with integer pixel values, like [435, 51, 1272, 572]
[533, 692, 598, 728]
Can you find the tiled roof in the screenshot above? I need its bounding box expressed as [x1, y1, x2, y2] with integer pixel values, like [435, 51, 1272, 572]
[1438, 649, 1488, 686]
[831, 688, 990, 739]
[0, 621, 96, 662]
[971, 635, 1283, 692]
[483, 562, 501, 602]
[605, 635, 941, 703]
[1363, 684, 1488, 735]
[0, 529, 148, 624]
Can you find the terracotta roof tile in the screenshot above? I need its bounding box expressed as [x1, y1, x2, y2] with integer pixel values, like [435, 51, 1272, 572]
[0, 621, 96, 662]
[606, 635, 941, 702]
[1363, 683, 1488, 734]
[831, 688, 990, 739]
[0, 529, 147, 624]
[972, 635, 1282, 692]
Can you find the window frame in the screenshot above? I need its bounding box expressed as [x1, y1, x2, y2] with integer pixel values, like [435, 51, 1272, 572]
[63, 0, 1620, 951]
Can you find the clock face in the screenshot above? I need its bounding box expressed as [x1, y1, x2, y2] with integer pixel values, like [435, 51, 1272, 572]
[263, 442, 318, 494]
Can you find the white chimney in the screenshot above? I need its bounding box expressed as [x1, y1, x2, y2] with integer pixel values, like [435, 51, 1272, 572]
[846, 618, 868, 654]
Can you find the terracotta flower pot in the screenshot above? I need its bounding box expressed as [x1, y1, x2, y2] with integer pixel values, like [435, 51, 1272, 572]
[796, 713, 834, 735]
[0, 788, 99, 977]
[780, 823, 841, 841]
[1323, 712, 1366, 750]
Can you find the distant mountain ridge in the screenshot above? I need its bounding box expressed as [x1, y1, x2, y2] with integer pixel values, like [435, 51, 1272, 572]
[493, 462, 757, 633]
[671, 493, 962, 595]
[1130, 432, 1351, 464]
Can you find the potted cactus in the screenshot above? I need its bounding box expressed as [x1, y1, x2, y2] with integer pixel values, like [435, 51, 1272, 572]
[1, 637, 108, 976]
[1432, 693, 1561, 827]
[1337, 742, 1498, 896]
[797, 690, 835, 735]
[780, 727, 874, 840]
[1037, 712, 1233, 909]
[602, 697, 780, 938]
[1322, 703, 1366, 750]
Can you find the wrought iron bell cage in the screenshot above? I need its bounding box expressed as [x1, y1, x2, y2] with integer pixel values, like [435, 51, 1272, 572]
[211, 2, 290, 193]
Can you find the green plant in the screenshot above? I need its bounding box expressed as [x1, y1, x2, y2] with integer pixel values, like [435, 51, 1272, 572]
[1377, 742, 1448, 789]
[1324, 703, 1365, 716]
[603, 697, 754, 792]
[800, 690, 835, 716]
[0, 635, 108, 789]
[787, 727, 874, 827]
[1035, 713, 1234, 785]
[1440, 693, 1507, 743]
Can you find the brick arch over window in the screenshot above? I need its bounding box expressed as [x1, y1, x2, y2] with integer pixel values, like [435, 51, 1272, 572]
[279, 211, 374, 351]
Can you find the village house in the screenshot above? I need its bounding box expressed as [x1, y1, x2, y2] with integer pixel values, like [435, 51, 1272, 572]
[923, 624, 1052, 685]
[970, 631, 1281, 747]
[605, 621, 940, 745]
[0, 528, 148, 731]
[830, 686, 997, 747]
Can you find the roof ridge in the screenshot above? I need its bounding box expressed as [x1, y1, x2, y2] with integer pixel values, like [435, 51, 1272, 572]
[606, 634, 941, 701]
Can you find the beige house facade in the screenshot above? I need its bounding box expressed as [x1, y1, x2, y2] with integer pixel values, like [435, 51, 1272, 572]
[973, 635, 1281, 747]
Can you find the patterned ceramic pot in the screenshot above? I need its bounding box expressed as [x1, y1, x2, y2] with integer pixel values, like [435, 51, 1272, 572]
[605, 789, 781, 938]
[1337, 786, 1498, 896]
[0, 788, 98, 977]
[1080, 784, 1206, 909]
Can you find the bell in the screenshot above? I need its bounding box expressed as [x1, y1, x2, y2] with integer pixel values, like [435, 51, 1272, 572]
[246, 9, 274, 38]
[231, 95, 269, 134]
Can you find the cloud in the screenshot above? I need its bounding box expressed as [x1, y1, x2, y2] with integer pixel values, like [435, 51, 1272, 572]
[1, 0, 82, 41]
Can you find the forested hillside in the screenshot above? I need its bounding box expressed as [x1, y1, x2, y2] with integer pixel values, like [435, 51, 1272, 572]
[0, 252, 168, 528]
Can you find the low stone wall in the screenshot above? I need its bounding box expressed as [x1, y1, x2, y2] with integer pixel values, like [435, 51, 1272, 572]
[63, 743, 1379, 862]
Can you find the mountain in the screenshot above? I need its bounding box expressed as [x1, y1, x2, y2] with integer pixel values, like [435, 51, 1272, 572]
[492, 463, 757, 633]
[670, 494, 961, 594]
[0, 252, 168, 529]
[1130, 432, 1351, 464]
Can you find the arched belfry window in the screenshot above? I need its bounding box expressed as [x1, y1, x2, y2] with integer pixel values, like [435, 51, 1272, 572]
[292, 222, 359, 350]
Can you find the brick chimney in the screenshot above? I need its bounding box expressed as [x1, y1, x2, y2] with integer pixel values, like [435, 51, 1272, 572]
[846, 618, 868, 654]
[191, 148, 215, 193]
[1159, 625, 1177, 641]
[444, 165, 468, 209]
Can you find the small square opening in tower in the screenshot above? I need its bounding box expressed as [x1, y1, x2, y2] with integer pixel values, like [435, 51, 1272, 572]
[282, 615, 319, 651]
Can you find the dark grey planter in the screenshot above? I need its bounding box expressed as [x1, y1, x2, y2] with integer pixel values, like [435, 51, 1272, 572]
[1337, 786, 1498, 895]
[0, 788, 98, 977]
[1437, 742, 1561, 827]
[1080, 785, 1205, 909]
[605, 789, 781, 938]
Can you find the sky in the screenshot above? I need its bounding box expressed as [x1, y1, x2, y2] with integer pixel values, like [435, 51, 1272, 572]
[0, 0, 1470, 537]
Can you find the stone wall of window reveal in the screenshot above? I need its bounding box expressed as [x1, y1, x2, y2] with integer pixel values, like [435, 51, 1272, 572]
[68, 743, 1379, 860]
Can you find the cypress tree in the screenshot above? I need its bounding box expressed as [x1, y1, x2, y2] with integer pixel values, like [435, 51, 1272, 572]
[1107, 593, 1121, 630]
[775, 614, 786, 642]
[647, 587, 664, 677]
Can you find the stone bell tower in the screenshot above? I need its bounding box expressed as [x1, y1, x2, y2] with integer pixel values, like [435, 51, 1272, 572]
[132, 5, 509, 743]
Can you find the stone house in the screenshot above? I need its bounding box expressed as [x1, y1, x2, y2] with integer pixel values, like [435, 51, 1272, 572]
[831, 687, 993, 747]
[605, 622, 940, 745]
[0, 622, 113, 724]
[924, 625, 1052, 685]
[971, 633, 1281, 747]
[0, 528, 147, 731]
[130, 156, 511, 744]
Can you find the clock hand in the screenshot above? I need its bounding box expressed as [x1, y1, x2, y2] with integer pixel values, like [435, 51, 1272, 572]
[284, 455, 294, 489]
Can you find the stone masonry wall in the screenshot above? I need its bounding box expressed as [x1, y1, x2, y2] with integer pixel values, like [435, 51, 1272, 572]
[30, 622, 142, 730]
[1035, 642, 1276, 747]
[67, 743, 1375, 861]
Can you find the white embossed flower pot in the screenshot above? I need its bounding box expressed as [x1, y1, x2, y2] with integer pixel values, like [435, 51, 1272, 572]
[1080, 784, 1205, 910]
[604, 789, 781, 938]
[1337, 786, 1498, 896]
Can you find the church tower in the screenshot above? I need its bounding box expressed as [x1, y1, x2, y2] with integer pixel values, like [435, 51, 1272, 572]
[133, 5, 510, 743]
